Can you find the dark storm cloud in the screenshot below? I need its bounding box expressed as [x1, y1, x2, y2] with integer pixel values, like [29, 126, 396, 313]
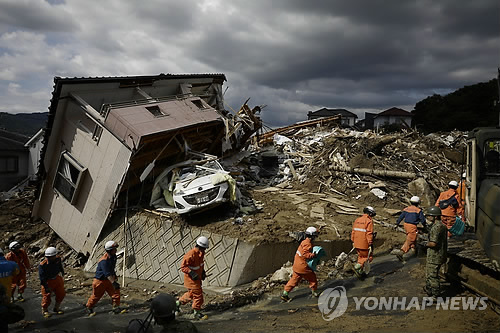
[181, 0, 498, 124]
[0, 1, 77, 32]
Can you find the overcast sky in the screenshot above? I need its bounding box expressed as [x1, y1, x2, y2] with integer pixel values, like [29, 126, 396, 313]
[0, 0, 498, 127]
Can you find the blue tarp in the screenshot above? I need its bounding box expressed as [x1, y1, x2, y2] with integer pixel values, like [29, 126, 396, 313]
[307, 246, 326, 271]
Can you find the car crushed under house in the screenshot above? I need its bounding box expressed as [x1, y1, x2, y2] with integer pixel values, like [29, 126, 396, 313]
[32, 73, 264, 286]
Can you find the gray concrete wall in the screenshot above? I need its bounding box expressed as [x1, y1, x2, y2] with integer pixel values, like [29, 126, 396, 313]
[85, 210, 352, 288]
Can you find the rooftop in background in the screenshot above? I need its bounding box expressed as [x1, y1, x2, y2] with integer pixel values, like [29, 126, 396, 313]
[0, 129, 29, 151]
[377, 107, 413, 117]
[307, 108, 358, 118]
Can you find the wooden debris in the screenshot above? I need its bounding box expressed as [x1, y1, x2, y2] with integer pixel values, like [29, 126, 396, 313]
[330, 166, 417, 179]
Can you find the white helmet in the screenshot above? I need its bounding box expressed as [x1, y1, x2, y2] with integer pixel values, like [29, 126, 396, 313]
[105, 240, 118, 251]
[462, 172, 466, 178]
[9, 241, 21, 251]
[196, 236, 209, 249]
[364, 206, 376, 216]
[45, 247, 57, 257]
[410, 196, 420, 204]
[305, 226, 318, 236]
[448, 180, 458, 187]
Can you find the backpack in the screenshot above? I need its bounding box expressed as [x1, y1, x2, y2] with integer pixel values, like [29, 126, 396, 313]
[439, 195, 458, 210]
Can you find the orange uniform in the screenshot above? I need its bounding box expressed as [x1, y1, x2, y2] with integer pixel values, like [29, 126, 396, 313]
[284, 238, 317, 293]
[39, 256, 65, 310]
[179, 247, 205, 310]
[351, 214, 374, 267]
[435, 188, 462, 236]
[6, 249, 30, 295]
[86, 253, 120, 309]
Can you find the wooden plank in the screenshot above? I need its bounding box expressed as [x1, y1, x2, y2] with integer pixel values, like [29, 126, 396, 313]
[320, 197, 356, 208]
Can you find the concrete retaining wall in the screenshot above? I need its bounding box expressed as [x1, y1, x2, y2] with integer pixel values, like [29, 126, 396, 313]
[85, 211, 351, 287]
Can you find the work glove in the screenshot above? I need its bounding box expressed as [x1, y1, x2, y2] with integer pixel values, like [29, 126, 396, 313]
[202, 270, 207, 280]
[112, 281, 120, 290]
[188, 271, 199, 281]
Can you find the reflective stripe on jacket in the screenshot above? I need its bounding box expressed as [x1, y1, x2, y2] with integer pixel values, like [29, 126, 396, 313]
[351, 214, 374, 250]
[181, 247, 205, 289]
[292, 238, 315, 274]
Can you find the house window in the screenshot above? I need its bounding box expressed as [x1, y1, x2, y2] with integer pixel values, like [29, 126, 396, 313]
[53, 152, 86, 204]
[146, 105, 167, 117]
[0, 156, 19, 173]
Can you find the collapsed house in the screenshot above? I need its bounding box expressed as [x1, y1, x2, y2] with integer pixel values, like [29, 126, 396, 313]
[32, 74, 268, 287]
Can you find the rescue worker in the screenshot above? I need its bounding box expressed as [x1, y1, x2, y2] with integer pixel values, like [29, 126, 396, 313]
[0, 248, 19, 304]
[126, 293, 198, 333]
[5, 241, 30, 302]
[351, 206, 376, 277]
[281, 227, 319, 302]
[422, 206, 448, 299]
[435, 180, 462, 236]
[393, 196, 426, 261]
[86, 240, 125, 317]
[177, 236, 209, 320]
[39, 247, 66, 317]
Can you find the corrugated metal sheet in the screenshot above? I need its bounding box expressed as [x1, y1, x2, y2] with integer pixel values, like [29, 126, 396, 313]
[105, 97, 222, 148]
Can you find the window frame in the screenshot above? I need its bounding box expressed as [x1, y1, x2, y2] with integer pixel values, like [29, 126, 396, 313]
[0, 156, 19, 173]
[53, 151, 86, 204]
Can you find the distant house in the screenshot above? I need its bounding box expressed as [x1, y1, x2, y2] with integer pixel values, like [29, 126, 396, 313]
[24, 128, 45, 181]
[0, 130, 29, 191]
[372, 107, 413, 129]
[307, 108, 358, 126]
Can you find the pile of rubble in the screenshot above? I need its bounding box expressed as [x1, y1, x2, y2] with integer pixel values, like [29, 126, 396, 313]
[224, 127, 466, 213]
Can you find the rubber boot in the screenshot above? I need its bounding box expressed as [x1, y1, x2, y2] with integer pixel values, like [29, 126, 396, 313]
[280, 290, 291, 302]
[42, 308, 51, 318]
[17, 293, 24, 302]
[193, 309, 207, 320]
[175, 300, 181, 315]
[112, 304, 128, 314]
[54, 302, 64, 315]
[86, 306, 96, 317]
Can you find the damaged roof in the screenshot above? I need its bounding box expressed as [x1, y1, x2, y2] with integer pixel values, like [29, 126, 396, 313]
[105, 97, 222, 148]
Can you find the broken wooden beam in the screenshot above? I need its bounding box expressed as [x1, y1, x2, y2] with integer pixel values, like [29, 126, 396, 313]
[330, 166, 417, 179]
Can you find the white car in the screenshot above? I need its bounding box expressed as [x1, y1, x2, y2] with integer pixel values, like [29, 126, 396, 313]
[150, 152, 234, 214]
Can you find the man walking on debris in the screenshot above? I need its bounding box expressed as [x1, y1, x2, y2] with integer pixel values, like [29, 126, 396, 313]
[5, 241, 30, 302]
[422, 206, 448, 299]
[86, 240, 126, 316]
[393, 196, 426, 261]
[435, 180, 462, 236]
[39, 247, 66, 317]
[0, 248, 19, 304]
[281, 227, 319, 302]
[351, 206, 376, 278]
[177, 236, 209, 320]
